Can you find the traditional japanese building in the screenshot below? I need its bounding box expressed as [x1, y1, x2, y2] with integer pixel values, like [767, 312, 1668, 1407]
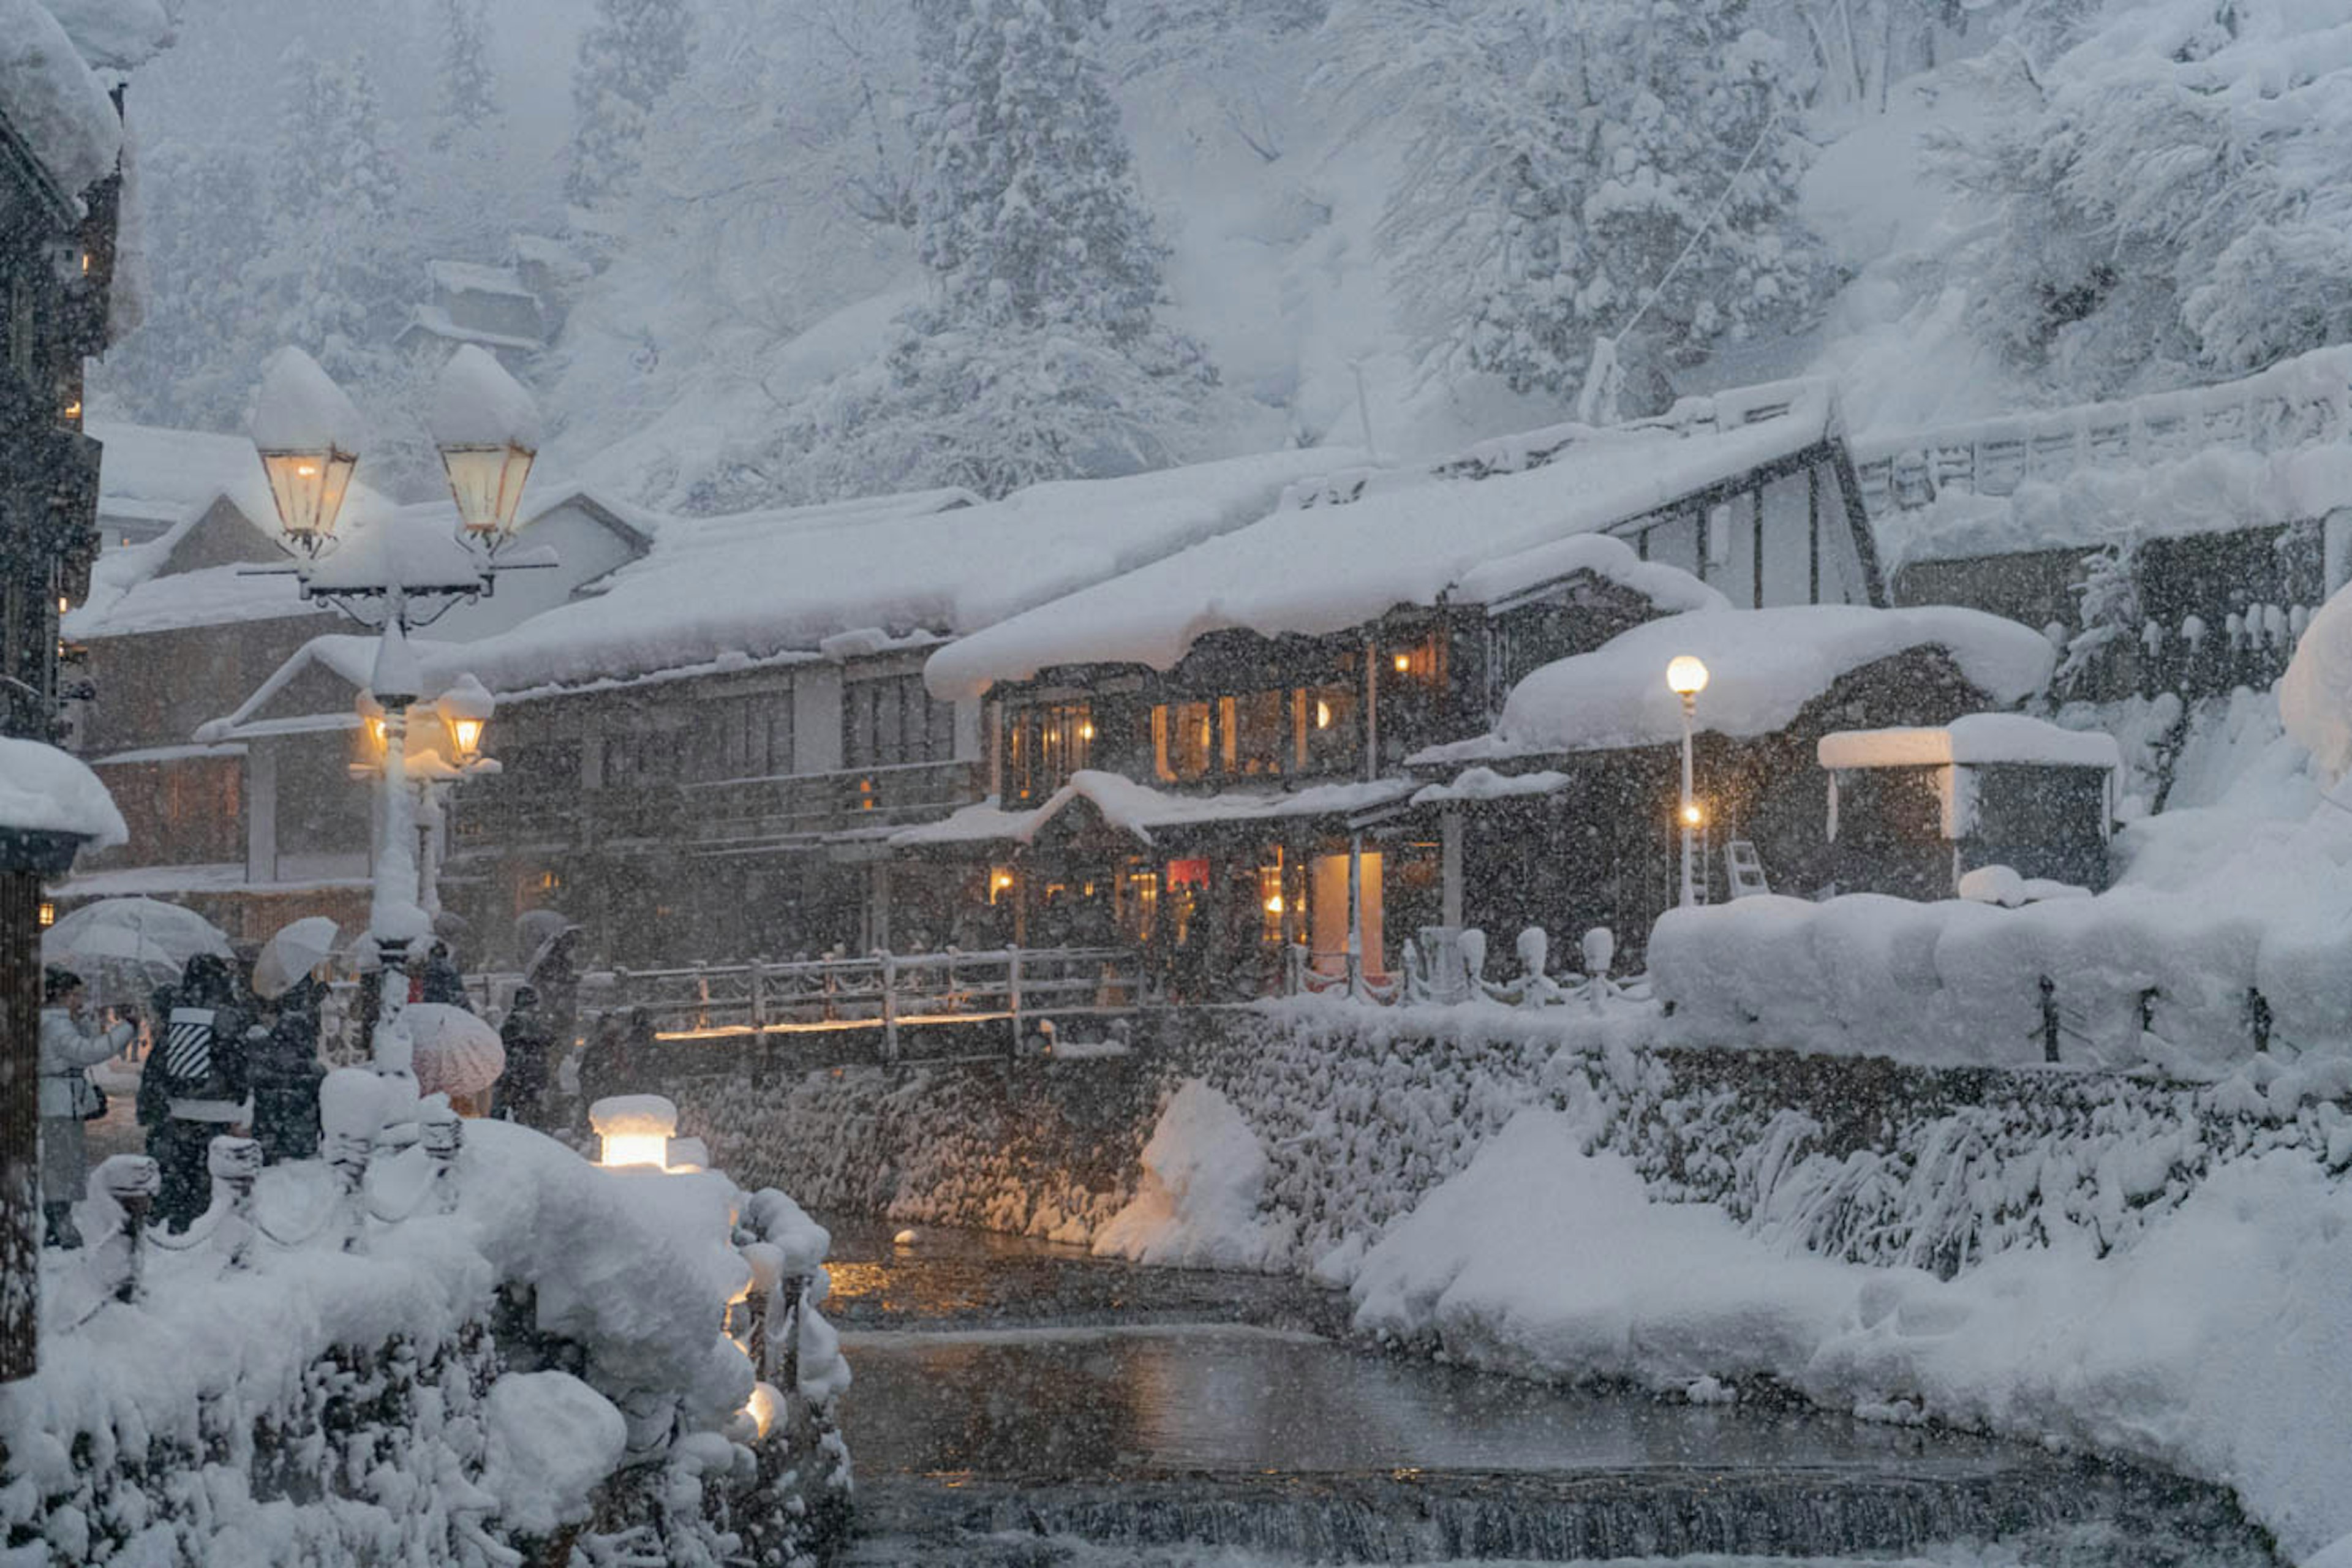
[907, 379, 1910, 993]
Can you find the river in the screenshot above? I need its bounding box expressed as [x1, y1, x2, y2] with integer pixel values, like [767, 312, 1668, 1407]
[819, 1221, 2278, 1567]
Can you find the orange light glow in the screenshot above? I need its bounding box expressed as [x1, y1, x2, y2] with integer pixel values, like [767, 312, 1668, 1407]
[1681, 802, 1705, 827]
[38, 901, 56, 929]
[1079, 721, 1095, 741]
[1392, 652, 1411, 673]
[1314, 699, 1332, 729]
[1264, 893, 1284, 914]
[62, 400, 80, 420]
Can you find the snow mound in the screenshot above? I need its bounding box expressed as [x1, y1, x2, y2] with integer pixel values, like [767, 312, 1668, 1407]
[1353, 1109, 2352, 1561]
[249, 345, 366, 453]
[429, 344, 543, 450]
[481, 1372, 625, 1537]
[0, 737, 126, 846]
[1093, 1079, 1279, 1270]
[0, 0, 121, 201]
[2281, 582, 2352, 782]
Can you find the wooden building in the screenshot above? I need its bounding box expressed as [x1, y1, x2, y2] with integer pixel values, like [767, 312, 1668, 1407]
[908, 380, 1898, 994]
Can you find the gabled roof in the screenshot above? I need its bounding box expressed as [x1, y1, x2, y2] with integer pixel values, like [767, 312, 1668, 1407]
[432, 445, 1359, 699]
[925, 382, 1839, 701]
[892, 771, 1419, 850]
[396, 303, 543, 355]
[428, 258, 537, 301]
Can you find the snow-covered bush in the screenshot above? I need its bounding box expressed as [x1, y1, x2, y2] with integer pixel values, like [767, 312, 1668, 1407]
[0, 1121, 851, 1566]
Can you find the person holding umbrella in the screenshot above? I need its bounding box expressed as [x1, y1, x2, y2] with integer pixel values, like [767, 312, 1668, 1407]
[39, 966, 136, 1249]
[247, 918, 337, 1161]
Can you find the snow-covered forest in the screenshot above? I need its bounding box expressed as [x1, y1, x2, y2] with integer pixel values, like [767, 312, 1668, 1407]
[93, 0, 2352, 510]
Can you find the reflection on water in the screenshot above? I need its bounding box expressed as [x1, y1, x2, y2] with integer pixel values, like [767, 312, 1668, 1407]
[840, 1325, 1991, 1482]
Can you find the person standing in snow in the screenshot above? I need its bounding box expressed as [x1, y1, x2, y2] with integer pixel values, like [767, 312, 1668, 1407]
[147, 952, 251, 1232]
[247, 974, 326, 1163]
[39, 967, 135, 1250]
[496, 984, 552, 1129]
[420, 939, 469, 1008]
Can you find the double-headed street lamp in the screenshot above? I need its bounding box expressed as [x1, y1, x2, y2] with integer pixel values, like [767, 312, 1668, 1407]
[1666, 655, 1709, 910]
[249, 344, 546, 1047]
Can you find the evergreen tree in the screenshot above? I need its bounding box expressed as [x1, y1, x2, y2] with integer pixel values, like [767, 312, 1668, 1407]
[1333, 0, 1822, 404]
[430, 0, 499, 151]
[92, 143, 271, 429]
[909, 0, 1168, 343]
[565, 0, 692, 211]
[257, 47, 410, 377]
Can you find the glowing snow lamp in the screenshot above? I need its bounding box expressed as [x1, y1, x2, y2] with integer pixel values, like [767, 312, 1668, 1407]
[251, 347, 364, 552]
[591, 1094, 679, 1169]
[1665, 655, 1709, 698]
[429, 345, 541, 544]
[435, 674, 496, 767]
[1666, 655, 1709, 910]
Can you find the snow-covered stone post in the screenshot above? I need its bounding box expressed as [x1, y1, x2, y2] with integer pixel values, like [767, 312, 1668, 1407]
[420, 1102, 464, 1214]
[89, 1155, 159, 1306]
[205, 1136, 263, 1270]
[320, 1067, 385, 1252]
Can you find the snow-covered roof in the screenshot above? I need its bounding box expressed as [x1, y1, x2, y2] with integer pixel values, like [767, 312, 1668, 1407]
[0, 0, 122, 204]
[39, 0, 173, 71]
[435, 446, 1356, 698]
[925, 388, 1833, 701]
[429, 258, 537, 301]
[193, 633, 393, 742]
[1817, 715, 2122, 771]
[892, 771, 1419, 850]
[0, 736, 125, 846]
[398, 303, 543, 355]
[1417, 604, 2058, 765]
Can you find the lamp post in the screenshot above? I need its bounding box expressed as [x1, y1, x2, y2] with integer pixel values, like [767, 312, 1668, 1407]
[357, 677, 497, 924]
[1666, 655, 1709, 910]
[249, 345, 545, 1055]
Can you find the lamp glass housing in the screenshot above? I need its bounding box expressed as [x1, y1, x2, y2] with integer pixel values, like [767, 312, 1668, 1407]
[1666, 655, 1710, 696]
[259, 447, 360, 545]
[440, 442, 537, 540]
[448, 715, 486, 763]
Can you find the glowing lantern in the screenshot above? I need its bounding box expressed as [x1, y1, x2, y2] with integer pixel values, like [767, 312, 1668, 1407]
[1666, 655, 1710, 698]
[591, 1095, 679, 1169]
[430, 346, 541, 543]
[251, 348, 364, 551]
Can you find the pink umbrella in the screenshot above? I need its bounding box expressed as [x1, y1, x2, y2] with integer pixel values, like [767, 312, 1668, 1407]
[401, 1003, 506, 1099]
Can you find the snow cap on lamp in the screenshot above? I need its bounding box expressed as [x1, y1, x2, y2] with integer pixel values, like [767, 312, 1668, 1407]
[250, 346, 365, 546]
[429, 345, 541, 541]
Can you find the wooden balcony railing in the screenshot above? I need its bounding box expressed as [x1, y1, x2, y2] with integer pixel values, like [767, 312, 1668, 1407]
[450, 758, 979, 853]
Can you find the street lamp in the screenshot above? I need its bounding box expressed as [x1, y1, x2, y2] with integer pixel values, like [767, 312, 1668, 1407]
[1666, 655, 1709, 910]
[249, 345, 547, 1060]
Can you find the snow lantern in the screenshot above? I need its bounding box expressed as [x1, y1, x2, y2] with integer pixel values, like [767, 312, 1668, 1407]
[591, 1094, 680, 1169]
[249, 347, 363, 552]
[429, 346, 541, 544]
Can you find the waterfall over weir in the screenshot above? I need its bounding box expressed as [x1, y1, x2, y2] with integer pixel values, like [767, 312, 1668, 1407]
[823, 1225, 2280, 1567]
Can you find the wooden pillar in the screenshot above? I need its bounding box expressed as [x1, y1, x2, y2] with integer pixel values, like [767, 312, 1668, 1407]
[1, 867, 41, 1382]
[1441, 806, 1463, 929]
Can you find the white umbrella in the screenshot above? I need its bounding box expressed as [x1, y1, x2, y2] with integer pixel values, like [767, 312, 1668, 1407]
[401, 1003, 506, 1099]
[254, 916, 341, 1001]
[44, 898, 232, 1003]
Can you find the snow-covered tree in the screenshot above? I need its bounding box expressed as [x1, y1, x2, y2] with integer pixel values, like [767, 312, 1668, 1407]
[255, 47, 411, 381]
[565, 0, 693, 211]
[429, 0, 499, 151]
[93, 143, 271, 429]
[909, 0, 1169, 343]
[1934, 4, 2352, 399]
[2057, 532, 2142, 697]
[1331, 0, 1823, 404]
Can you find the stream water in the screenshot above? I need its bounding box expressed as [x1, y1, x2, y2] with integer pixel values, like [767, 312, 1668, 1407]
[820, 1221, 2278, 1567]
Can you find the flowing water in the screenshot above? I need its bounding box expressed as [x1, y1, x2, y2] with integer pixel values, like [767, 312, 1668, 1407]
[821, 1222, 2278, 1567]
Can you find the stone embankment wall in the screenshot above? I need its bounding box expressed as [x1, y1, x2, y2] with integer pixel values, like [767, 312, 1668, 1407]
[668, 998, 2352, 1278]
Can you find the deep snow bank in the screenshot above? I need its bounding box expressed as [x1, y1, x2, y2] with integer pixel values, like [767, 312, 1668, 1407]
[1092, 1079, 1280, 1269]
[1354, 1107, 2352, 1564]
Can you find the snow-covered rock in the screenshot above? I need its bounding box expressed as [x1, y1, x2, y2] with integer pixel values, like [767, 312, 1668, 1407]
[1093, 1079, 1280, 1270]
[480, 1372, 626, 1538]
[428, 344, 543, 451]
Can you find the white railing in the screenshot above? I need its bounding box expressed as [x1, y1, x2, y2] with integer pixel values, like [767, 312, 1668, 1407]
[1850, 346, 2352, 519]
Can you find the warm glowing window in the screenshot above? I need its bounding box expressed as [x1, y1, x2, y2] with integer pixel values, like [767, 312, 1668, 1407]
[1009, 701, 1091, 801]
[1153, 701, 1213, 782]
[1258, 858, 1287, 946]
[1227, 690, 1287, 776]
[1118, 868, 1159, 941]
[1300, 684, 1360, 772]
[1385, 637, 1441, 684]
